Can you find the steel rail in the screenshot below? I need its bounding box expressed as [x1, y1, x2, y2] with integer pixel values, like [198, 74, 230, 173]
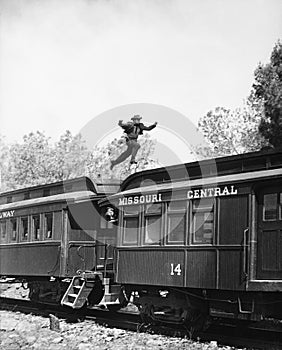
[0, 296, 281, 349]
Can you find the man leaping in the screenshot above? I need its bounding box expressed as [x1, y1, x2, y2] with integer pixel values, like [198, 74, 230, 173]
[110, 115, 157, 170]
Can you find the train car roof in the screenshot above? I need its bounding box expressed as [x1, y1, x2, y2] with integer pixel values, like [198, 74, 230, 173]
[0, 176, 120, 205]
[101, 167, 282, 204]
[120, 148, 282, 191]
[0, 190, 104, 212]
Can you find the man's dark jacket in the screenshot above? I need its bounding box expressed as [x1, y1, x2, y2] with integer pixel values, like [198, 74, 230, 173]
[119, 121, 156, 140]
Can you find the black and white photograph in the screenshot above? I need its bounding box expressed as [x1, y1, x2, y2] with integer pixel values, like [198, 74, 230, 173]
[0, 0, 282, 349]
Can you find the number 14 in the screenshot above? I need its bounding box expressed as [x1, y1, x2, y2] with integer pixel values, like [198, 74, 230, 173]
[170, 263, 182, 276]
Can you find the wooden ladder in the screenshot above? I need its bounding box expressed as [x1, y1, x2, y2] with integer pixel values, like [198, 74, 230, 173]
[61, 275, 98, 309]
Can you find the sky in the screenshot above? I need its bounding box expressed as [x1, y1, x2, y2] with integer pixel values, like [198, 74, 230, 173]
[0, 0, 281, 164]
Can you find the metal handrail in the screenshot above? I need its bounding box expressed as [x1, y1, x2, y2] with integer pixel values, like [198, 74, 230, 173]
[242, 228, 249, 279]
[71, 242, 110, 276]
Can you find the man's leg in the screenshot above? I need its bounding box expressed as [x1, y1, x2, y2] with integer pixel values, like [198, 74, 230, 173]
[110, 142, 133, 169]
[130, 141, 141, 163]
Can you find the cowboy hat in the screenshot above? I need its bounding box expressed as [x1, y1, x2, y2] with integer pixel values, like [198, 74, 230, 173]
[131, 115, 142, 120]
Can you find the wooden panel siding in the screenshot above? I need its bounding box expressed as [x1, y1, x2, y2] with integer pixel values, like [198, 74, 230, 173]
[260, 230, 281, 271]
[117, 249, 185, 286]
[218, 249, 245, 290]
[218, 195, 249, 245]
[0, 242, 61, 276]
[185, 250, 216, 288]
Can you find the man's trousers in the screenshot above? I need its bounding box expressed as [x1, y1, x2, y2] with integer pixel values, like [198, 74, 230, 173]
[112, 139, 141, 166]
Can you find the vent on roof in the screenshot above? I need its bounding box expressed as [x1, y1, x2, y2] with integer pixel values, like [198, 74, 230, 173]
[43, 189, 50, 197]
[65, 184, 73, 192]
[24, 192, 30, 200]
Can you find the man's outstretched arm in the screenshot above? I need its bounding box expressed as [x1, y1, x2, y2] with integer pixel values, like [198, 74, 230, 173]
[118, 120, 133, 129]
[141, 122, 158, 131]
[118, 120, 126, 127]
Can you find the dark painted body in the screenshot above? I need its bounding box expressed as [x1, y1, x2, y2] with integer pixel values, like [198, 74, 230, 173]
[0, 177, 119, 280]
[100, 149, 282, 325]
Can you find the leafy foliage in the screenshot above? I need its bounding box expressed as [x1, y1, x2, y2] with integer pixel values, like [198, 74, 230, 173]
[50, 131, 90, 181]
[196, 41, 282, 158]
[0, 131, 159, 191]
[196, 102, 267, 158]
[6, 132, 52, 190]
[252, 41, 282, 148]
[0, 136, 9, 191]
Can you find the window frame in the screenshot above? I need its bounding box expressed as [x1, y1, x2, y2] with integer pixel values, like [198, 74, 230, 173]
[263, 192, 281, 222]
[0, 220, 7, 244]
[121, 205, 140, 246]
[100, 216, 114, 229]
[20, 216, 29, 242]
[44, 212, 54, 240]
[280, 193, 282, 220]
[190, 198, 215, 246]
[118, 196, 218, 247]
[122, 215, 140, 246]
[32, 214, 41, 241]
[165, 200, 187, 246]
[143, 203, 162, 246]
[9, 218, 18, 243]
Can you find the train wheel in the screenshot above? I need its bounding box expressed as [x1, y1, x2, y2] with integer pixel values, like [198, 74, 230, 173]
[183, 308, 209, 333]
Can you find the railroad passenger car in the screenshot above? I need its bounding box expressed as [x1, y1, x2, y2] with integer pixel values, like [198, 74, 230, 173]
[0, 177, 121, 308]
[100, 149, 282, 329]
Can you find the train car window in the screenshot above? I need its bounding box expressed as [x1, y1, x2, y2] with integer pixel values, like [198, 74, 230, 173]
[144, 204, 162, 245]
[100, 216, 107, 229]
[263, 193, 278, 221]
[43, 189, 50, 197]
[167, 215, 185, 244]
[123, 206, 139, 215]
[0, 221, 7, 243]
[24, 192, 30, 200]
[10, 219, 17, 242]
[144, 216, 161, 245]
[100, 216, 114, 229]
[32, 215, 40, 240]
[122, 205, 139, 245]
[192, 199, 214, 245]
[168, 200, 186, 211]
[123, 217, 139, 245]
[280, 193, 282, 220]
[44, 213, 53, 239]
[20, 217, 29, 241]
[167, 201, 186, 245]
[145, 203, 162, 214]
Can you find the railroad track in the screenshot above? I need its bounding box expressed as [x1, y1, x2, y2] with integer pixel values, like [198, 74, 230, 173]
[1, 296, 282, 349]
[0, 296, 141, 331]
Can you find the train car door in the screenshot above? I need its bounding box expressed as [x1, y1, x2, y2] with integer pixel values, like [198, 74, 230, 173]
[257, 186, 282, 279]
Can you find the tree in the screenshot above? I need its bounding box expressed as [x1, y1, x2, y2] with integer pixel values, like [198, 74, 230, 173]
[0, 135, 9, 191]
[7, 132, 52, 189]
[196, 102, 267, 158]
[1, 130, 160, 191]
[253, 41, 282, 148]
[196, 41, 282, 158]
[50, 130, 90, 181]
[5, 131, 91, 190]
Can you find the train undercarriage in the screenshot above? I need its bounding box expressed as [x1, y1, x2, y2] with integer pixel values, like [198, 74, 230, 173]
[1, 272, 121, 310]
[123, 285, 282, 332]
